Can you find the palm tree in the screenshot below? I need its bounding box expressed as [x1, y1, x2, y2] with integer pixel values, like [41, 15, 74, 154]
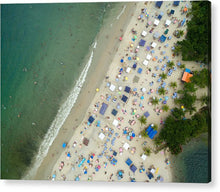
[140, 129, 148, 138]
[143, 147, 151, 156]
[152, 124, 158, 131]
[151, 97, 159, 106]
[178, 30, 184, 37]
[138, 115, 147, 126]
[160, 72, 167, 80]
[179, 64, 186, 69]
[199, 94, 208, 106]
[162, 104, 169, 112]
[158, 87, 166, 95]
[167, 61, 175, 69]
[173, 44, 182, 55]
[170, 81, 177, 89]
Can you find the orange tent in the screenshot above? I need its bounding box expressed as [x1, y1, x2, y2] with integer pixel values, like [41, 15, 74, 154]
[182, 72, 193, 83]
[183, 7, 188, 12]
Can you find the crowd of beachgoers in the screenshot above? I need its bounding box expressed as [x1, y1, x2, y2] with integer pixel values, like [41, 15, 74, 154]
[45, 1, 205, 182]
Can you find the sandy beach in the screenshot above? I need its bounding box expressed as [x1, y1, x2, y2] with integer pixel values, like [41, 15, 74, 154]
[33, 1, 208, 182]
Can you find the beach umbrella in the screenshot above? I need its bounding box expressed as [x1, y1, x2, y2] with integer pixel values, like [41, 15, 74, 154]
[166, 56, 169, 60]
[134, 35, 137, 39]
[171, 46, 175, 50]
[125, 76, 128, 81]
[165, 43, 169, 47]
[163, 100, 167, 104]
[162, 51, 166, 55]
[120, 59, 124, 63]
[146, 46, 150, 51]
[148, 21, 152, 25]
[151, 50, 155, 54]
[141, 96, 144, 100]
[155, 56, 158, 59]
[168, 36, 172, 40]
[96, 88, 99, 92]
[159, 59, 162, 63]
[130, 44, 134, 47]
[128, 56, 131, 60]
[119, 37, 123, 41]
[136, 57, 139, 61]
[62, 142, 67, 148]
[154, 32, 160, 39]
[133, 64, 137, 69]
[165, 96, 169, 101]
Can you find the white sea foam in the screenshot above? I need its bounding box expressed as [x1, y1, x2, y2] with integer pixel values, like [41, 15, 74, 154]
[116, 5, 126, 20]
[23, 41, 97, 179]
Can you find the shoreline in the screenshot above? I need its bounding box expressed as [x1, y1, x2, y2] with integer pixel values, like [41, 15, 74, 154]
[32, 2, 137, 180]
[32, 1, 208, 182]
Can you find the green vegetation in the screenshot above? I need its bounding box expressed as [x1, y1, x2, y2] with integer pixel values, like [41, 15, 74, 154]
[179, 64, 186, 69]
[143, 147, 152, 156]
[151, 97, 159, 106]
[162, 104, 170, 112]
[160, 72, 167, 80]
[174, 1, 211, 63]
[138, 115, 147, 126]
[158, 87, 166, 95]
[167, 61, 175, 69]
[140, 129, 148, 138]
[199, 94, 208, 106]
[170, 81, 177, 89]
[153, 124, 158, 131]
[190, 68, 209, 88]
[174, 30, 184, 38]
[156, 107, 209, 155]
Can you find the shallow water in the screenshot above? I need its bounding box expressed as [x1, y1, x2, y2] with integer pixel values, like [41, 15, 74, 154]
[1, 2, 114, 179]
[171, 134, 211, 183]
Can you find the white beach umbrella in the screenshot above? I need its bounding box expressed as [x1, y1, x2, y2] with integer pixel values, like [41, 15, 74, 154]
[123, 142, 130, 150]
[165, 19, 171, 26]
[113, 119, 119, 127]
[151, 42, 157, 48]
[146, 54, 152, 60]
[143, 60, 149, 66]
[154, 19, 160, 26]
[99, 133, 105, 140]
[141, 30, 147, 37]
[109, 84, 116, 92]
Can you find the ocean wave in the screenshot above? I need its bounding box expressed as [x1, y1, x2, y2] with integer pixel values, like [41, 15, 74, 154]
[23, 41, 97, 179]
[116, 5, 126, 20]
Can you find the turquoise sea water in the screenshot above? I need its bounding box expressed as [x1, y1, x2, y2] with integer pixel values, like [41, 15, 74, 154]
[171, 134, 211, 183]
[1, 3, 112, 179]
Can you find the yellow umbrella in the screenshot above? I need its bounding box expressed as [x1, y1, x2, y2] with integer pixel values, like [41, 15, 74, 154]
[155, 168, 159, 174]
[130, 44, 133, 47]
[181, 105, 184, 109]
[125, 76, 128, 80]
[96, 88, 99, 92]
[136, 57, 139, 61]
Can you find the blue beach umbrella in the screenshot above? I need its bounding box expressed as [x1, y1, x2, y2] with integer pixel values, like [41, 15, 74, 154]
[62, 142, 67, 148]
[120, 59, 124, 63]
[128, 57, 131, 60]
[141, 96, 144, 100]
[151, 50, 155, 54]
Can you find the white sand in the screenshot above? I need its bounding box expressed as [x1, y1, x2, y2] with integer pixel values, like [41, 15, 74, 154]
[46, 1, 208, 182]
